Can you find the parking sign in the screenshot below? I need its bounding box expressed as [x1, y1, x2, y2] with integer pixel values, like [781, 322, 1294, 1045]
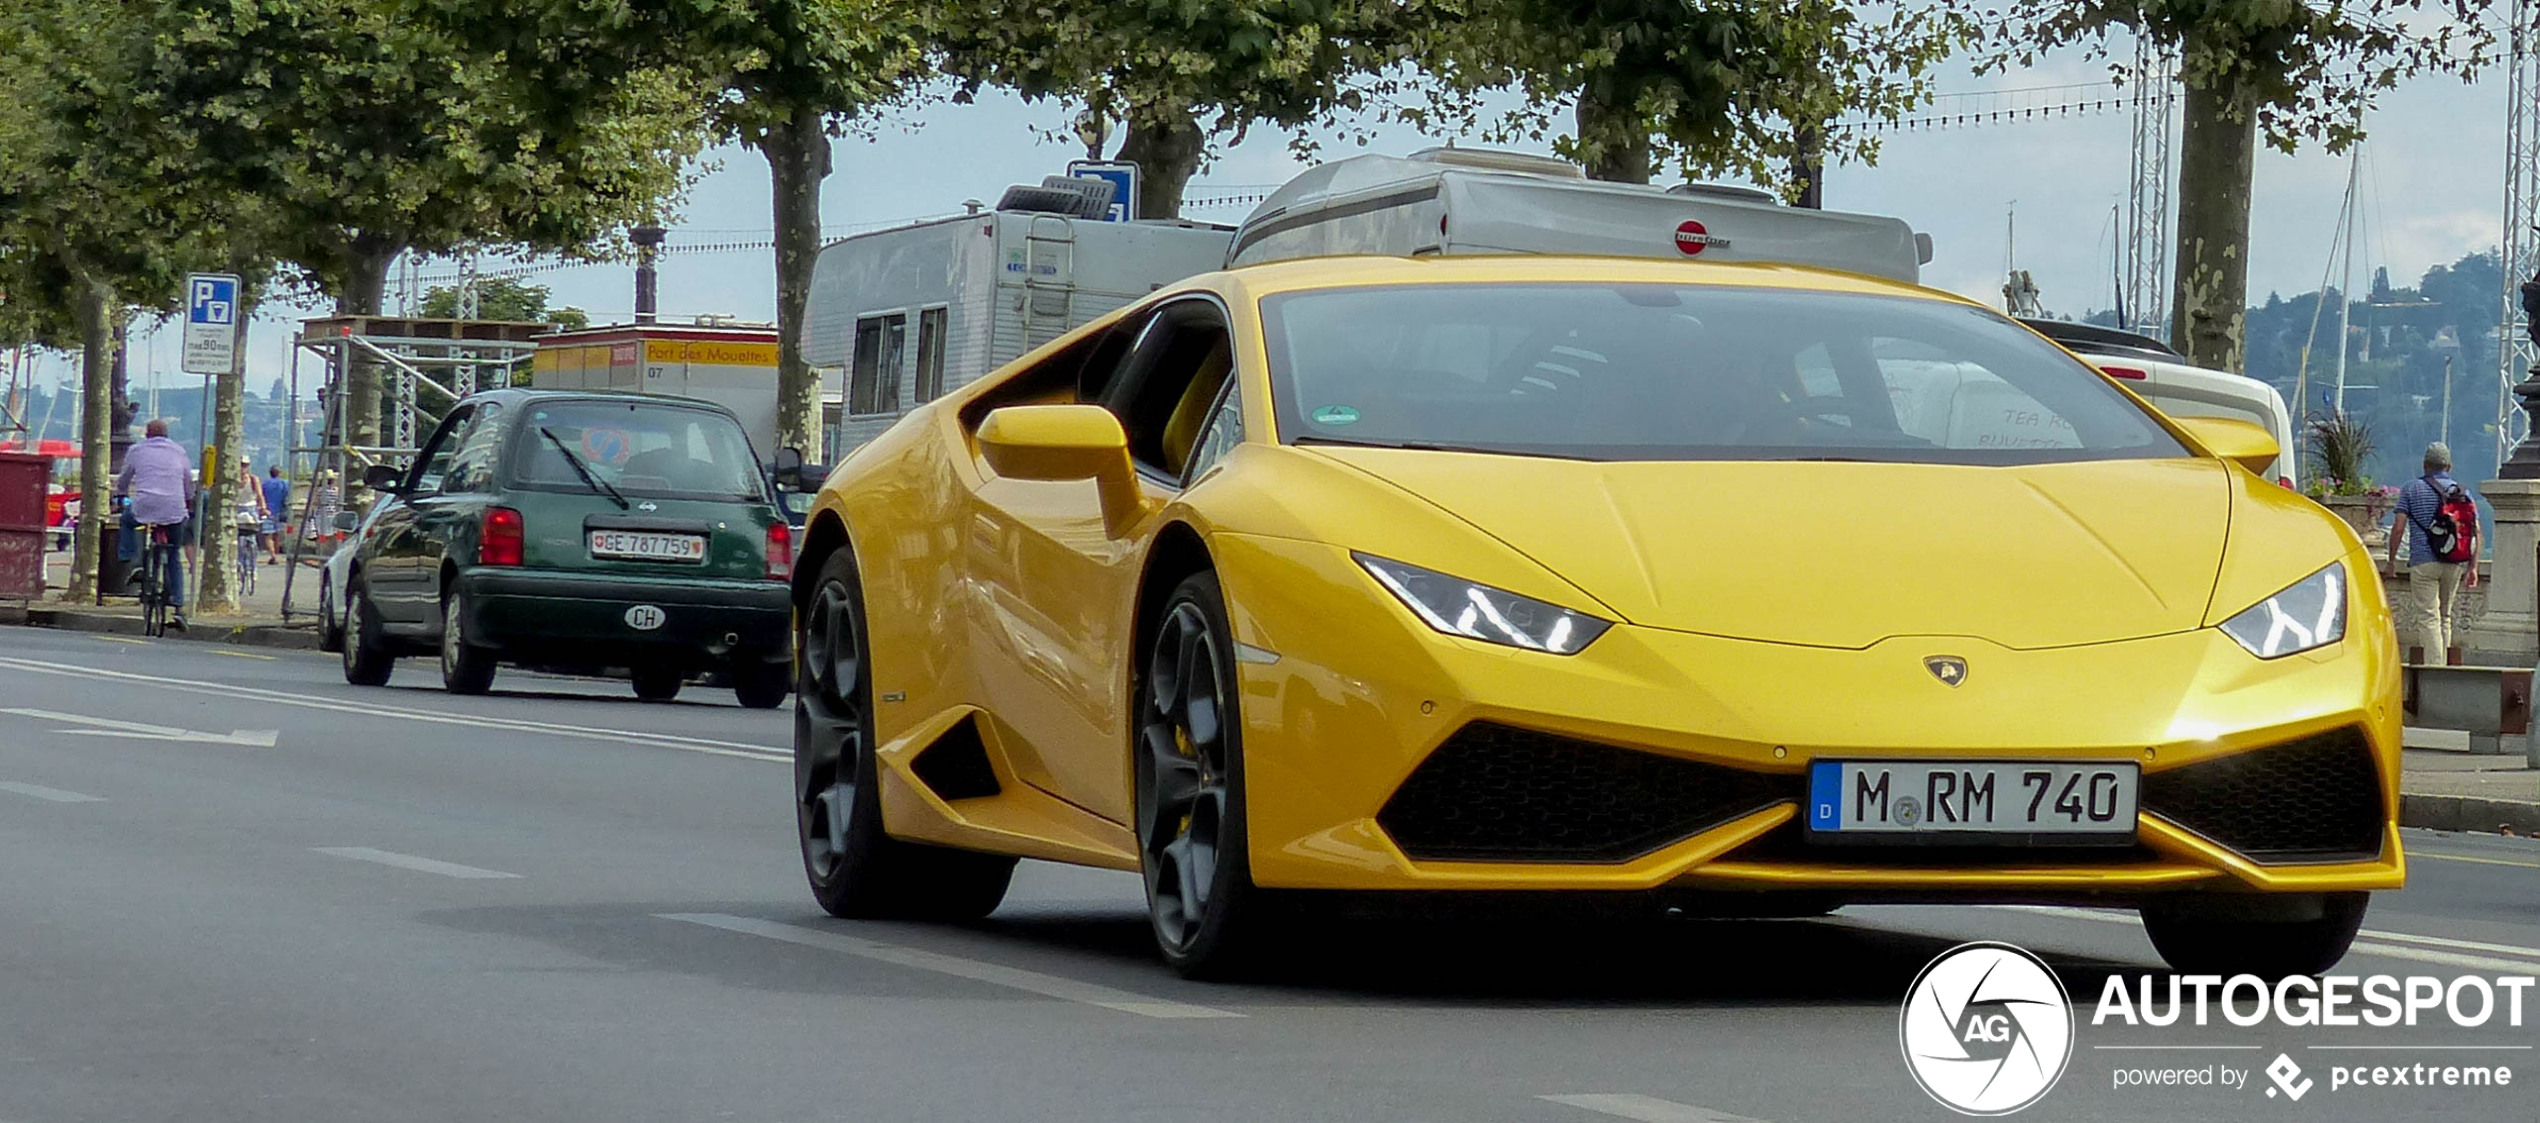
[182, 273, 242, 375]
[1066, 161, 1139, 222]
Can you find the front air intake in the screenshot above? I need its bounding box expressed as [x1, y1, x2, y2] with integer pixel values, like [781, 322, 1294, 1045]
[1377, 723, 1789, 862]
[2140, 727, 2384, 862]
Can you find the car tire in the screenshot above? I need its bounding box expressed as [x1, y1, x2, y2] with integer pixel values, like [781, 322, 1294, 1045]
[340, 580, 393, 687]
[439, 593, 497, 696]
[1136, 570, 1276, 978]
[2141, 892, 2369, 979]
[318, 571, 343, 653]
[794, 548, 1015, 920]
[632, 666, 683, 703]
[732, 661, 788, 710]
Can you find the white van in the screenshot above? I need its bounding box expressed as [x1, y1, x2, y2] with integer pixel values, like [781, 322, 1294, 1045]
[2020, 320, 2299, 487]
[1228, 148, 1932, 283]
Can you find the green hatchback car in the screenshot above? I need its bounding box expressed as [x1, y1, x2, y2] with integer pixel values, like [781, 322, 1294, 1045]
[340, 389, 795, 707]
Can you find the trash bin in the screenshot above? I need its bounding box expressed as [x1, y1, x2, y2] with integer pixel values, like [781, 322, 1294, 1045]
[0, 451, 46, 599]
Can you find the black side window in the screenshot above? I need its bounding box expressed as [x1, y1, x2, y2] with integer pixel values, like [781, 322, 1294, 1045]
[409, 405, 474, 494]
[913, 306, 948, 403]
[440, 402, 506, 493]
[1101, 300, 1234, 479]
[1182, 380, 1244, 484]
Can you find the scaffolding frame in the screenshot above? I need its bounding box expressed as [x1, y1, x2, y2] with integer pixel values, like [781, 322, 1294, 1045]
[275, 317, 547, 622]
[2500, 0, 2539, 473]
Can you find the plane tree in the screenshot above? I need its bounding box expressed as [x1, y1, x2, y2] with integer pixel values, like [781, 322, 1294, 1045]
[1988, 1, 2492, 373]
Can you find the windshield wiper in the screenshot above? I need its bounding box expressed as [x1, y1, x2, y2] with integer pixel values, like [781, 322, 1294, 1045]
[541, 427, 629, 509]
[1292, 435, 1588, 461]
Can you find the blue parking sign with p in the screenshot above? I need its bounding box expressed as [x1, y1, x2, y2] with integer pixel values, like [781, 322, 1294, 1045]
[190, 275, 237, 326]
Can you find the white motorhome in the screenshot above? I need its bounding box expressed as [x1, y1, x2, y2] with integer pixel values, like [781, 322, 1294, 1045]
[1228, 148, 1933, 283]
[800, 207, 1232, 462]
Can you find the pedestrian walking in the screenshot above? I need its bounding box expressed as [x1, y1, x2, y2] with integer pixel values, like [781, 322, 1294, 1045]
[305, 469, 341, 557]
[2388, 442, 2481, 664]
[260, 465, 290, 563]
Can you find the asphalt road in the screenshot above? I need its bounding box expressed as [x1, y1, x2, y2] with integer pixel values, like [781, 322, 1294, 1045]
[0, 624, 2532, 1123]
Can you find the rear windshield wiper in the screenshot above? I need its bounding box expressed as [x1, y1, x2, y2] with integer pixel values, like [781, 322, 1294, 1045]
[540, 427, 629, 510]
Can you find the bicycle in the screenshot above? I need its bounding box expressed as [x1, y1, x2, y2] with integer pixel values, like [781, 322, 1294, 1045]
[234, 514, 260, 598]
[136, 521, 183, 638]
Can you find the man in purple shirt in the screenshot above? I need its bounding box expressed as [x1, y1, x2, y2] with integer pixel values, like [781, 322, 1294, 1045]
[113, 419, 195, 624]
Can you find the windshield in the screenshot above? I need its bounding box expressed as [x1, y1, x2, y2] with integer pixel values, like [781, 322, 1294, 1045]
[1261, 284, 2186, 464]
[506, 399, 767, 502]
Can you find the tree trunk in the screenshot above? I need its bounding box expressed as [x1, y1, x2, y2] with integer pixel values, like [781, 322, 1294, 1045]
[1575, 89, 1652, 184]
[1114, 106, 1204, 219]
[199, 288, 256, 614]
[2169, 71, 2256, 374]
[1790, 123, 1825, 209]
[336, 240, 397, 453]
[758, 104, 830, 458]
[69, 279, 119, 604]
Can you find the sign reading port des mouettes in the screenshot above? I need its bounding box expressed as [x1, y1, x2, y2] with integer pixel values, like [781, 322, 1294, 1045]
[181, 273, 242, 375]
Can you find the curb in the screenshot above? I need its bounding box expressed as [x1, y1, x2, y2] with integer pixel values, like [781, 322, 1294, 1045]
[2400, 792, 2540, 837]
[0, 604, 321, 650]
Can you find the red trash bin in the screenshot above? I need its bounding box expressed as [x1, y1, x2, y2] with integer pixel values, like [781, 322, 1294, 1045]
[0, 450, 48, 599]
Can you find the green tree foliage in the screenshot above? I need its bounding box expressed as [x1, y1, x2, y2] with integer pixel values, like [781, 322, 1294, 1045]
[418, 278, 589, 329]
[938, 0, 1410, 218]
[443, 0, 932, 454]
[1988, 1, 2492, 373]
[1407, 0, 1964, 188]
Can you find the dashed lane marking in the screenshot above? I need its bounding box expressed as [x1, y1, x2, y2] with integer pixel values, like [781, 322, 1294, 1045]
[208, 649, 276, 660]
[657, 913, 1244, 1020]
[2416, 851, 2540, 870]
[1540, 1093, 1769, 1123]
[0, 655, 788, 763]
[0, 781, 105, 803]
[312, 847, 522, 880]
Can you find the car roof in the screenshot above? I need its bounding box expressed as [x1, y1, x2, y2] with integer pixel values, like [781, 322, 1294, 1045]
[2018, 318, 2185, 362]
[1203, 254, 1959, 304]
[457, 388, 744, 416]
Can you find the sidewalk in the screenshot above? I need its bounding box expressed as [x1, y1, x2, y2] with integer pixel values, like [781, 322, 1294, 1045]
[2399, 743, 2540, 836]
[5, 546, 325, 649]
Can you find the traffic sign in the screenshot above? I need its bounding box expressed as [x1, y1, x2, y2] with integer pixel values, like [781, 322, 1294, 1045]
[182, 273, 242, 375]
[1066, 161, 1139, 222]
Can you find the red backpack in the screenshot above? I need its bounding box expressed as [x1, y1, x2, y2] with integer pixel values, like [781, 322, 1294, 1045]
[2410, 476, 2480, 563]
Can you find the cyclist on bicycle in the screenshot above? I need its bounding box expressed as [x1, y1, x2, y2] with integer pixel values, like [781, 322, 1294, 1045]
[113, 418, 195, 631]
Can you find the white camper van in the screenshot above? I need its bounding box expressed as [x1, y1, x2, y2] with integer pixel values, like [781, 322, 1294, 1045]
[1227, 148, 1933, 283]
[800, 206, 1232, 462]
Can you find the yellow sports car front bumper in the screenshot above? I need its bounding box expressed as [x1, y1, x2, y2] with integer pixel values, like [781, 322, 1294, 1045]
[1217, 533, 2404, 898]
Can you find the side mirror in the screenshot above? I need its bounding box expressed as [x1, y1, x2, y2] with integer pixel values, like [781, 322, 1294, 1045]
[771, 446, 803, 475]
[976, 404, 1144, 533]
[332, 511, 361, 533]
[361, 462, 408, 493]
[2172, 416, 2280, 476]
[768, 446, 824, 491]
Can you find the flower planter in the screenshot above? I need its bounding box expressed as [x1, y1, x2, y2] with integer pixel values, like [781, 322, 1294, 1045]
[2317, 493, 2389, 548]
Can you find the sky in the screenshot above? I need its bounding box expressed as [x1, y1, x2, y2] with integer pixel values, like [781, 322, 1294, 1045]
[27, 37, 2515, 409]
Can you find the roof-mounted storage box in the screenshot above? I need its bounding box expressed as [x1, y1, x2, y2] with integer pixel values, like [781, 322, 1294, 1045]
[1228, 149, 1932, 284]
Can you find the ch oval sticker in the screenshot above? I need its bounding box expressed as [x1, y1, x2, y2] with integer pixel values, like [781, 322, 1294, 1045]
[625, 605, 666, 631]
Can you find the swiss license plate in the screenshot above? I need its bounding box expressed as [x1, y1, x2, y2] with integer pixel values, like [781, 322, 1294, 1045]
[1806, 760, 2138, 839]
[588, 530, 706, 563]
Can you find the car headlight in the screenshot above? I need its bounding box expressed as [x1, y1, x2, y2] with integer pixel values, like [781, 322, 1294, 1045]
[2218, 563, 2347, 659]
[1355, 553, 1612, 655]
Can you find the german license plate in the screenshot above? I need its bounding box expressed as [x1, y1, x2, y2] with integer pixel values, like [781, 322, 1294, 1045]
[1806, 760, 2138, 839]
[588, 530, 706, 562]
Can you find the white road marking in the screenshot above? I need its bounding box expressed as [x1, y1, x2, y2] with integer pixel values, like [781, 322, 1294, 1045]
[1540, 1093, 1768, 1123]
[1988, 904, 2540, 972]
[312, 847, 522, 880]
[0, 707, 278, 747]
[0, 656, 787, 763]
[2417, 851, 2540, 870]
[657, 913, 1243, 1020]
[0, 781, 105, 803]
[209, 649, 276, 660]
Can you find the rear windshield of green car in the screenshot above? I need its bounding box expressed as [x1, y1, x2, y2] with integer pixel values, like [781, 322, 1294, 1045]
[506, 400, 767, 502]
[1259, 283, 2188, 465]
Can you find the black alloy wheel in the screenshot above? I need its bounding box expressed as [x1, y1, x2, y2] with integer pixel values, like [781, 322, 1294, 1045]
[341, 580, 393, 687]
[793, 549, 1013, 919]
[440, 593, 497, 695]
[1136, 570, 1269, 976]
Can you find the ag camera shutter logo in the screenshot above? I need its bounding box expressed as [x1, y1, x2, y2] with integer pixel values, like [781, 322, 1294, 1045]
[1899, 941, 2074, 1115]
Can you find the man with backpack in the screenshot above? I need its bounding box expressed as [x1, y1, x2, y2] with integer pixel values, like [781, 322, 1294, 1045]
[2388, 442, 2481, 663]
